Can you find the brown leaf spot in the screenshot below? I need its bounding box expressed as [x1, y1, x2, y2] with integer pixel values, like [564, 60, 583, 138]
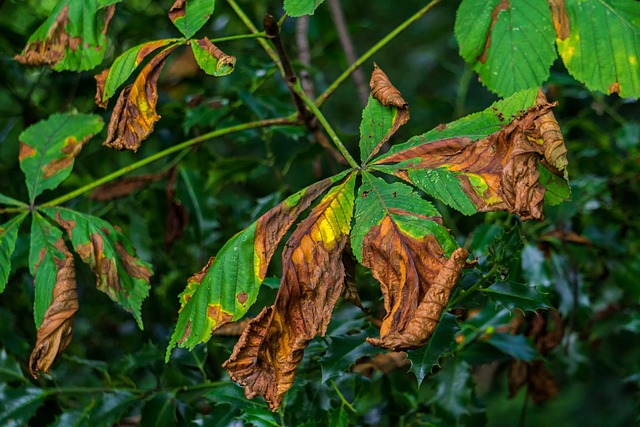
[42, 136, 85, 178]
[208, 304, 233, 325]
[237, 292, 249, 305]
[548, 0, 571, 40]
[19, 143, 37, 160]
[436, 123, 448, 132]
[478, 0, 510, 64]
[177, 320, 191, 345]
[196, 37, 237, 72]
[115, 242, 152, 281]
[29, 240, 78, 378]
[168, 0, 186, 23]
[104, 45, 178, 152]
[95, 68, 110, 109]
[608, 81, 620, 95]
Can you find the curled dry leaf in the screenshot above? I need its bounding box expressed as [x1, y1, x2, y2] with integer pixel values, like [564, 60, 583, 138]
[29, 239, 78, 378]
[377, 91, 568, 221]
[223, 175, 356, 410]
[104, 45, 179, 152]
[191, 37, 237, 76]
[370, 64, 408, 109]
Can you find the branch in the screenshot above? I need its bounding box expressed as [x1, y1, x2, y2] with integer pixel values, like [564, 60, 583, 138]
[316, 0, 443, 108]
[327, 0, 368, 107]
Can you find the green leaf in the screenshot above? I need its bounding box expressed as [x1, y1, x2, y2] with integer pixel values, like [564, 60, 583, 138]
[50, 407, 93, 427]
[15, 0, 116, 71]
[43, 207, 152, 329]
[19, 113, 104, 203]
[539, 163, 571, 205]
[100, 39, 183, 106]
[0, 350, 24, 382]
[407, 313, 460, 386]
[482, 281, 551, 312]
[238, 407, 281, 427]
[429, 359, 473, 422]
[29, 212, 69, 327]
[373, 164, 478, 215]
[0, 384, 46, 427]
[351, 173, 456, 263]
[140, 393, 177, 427]
[0, 194, 26, 207]
[486, 333, 540, 361]
[383, 88, 539, 155]
[166, 173, 347, 361]
[359, 88, 408, 163]
[455, 0, 557, 97]
[284, 0, 325, 17]
[169, 0, 216, 38]
[0, 214, 27, 293]
[88, 391, 139, 427]
[319, 326, 385, 382]
[191, 38, 236, 76]
[558, 0, 640, 98]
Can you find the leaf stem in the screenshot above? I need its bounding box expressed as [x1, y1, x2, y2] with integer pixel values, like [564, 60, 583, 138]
[448, 263, 500, 307]
[0, 206, 27, 214]
[38, 117, 295, 208]
[293, 82, 360, 169]
[330, 380, 357, 413]
[225, 0, 284, 75]
[315, 0, 443, 108]
[207, 32, 267, 43]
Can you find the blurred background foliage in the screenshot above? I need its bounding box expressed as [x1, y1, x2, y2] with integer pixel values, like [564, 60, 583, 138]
[1, 0, 639, 426]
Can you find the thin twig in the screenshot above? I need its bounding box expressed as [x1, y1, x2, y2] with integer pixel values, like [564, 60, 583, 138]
[316, 0, 442, 108]
[327, 0, 368, 107]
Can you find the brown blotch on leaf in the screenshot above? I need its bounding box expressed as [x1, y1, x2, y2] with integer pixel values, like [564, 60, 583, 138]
[224, 182, 353, 411]
[548, 0, 571, 40]
[95, 68, 110, 108]
[237, 292, 249, 305]
[29, 240, 79, 378]
[378, 93, 567, 221]
[609, 81, 621, 95]
[19, 143, 37, 160]
[363, 215, 468, 350]
[478, 0, 510, 64]
[168, 0, 186, 23]
[196, 37, 237, 72]
[42, 136, 89, 178]
[104, 45, 178, 152]
[208, 304, 233, 324]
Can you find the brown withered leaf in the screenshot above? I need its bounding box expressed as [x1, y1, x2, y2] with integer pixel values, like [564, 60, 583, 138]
[104, 45, 178, 152]
[95, 68, 110, 108]
[89, 171, 167, 201]
[548, 0, 571, 40]
[378, 92, 567, 221]
[363, 216, 468, 350]
[341, 243, 364, 310]
[168, 0, 186, 22]
[223, 176, 356, 411]
[29, 240, 79, 378]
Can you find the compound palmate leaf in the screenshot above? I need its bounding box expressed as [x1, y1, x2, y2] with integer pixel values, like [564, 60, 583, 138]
[19, 113, 104, 203]
[43, 207, 152, 329]
[373, 89, 570, 220]
[455, 0, 557, 97]
[351, 172, 468, 351]
[0, 214, 27, 293]
[15, 0, 116, 71]
[166, 172, 349, 360]
[223, 173, 356, 410]
[557, 0, 640, 98]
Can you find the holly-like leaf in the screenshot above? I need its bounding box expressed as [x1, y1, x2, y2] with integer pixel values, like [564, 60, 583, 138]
[44, 207, 152, 329]
[87, 391, 139, 426]
[373, 90, 569, 220]
[15, 0, 116, 71]
[557, 0, 640, 98]
[283, 0, 325, 17]
[166, 173, 347, 360]
[0, 349, 23, 382]
[359, 65, 409, 163]
[191, 37, 236, 76]
[0, 194, 26, 207]
[223, 174, 356, 411]
[455, 0, 557, 97]
[140, 393, 177, 427]
[169, 0, 216, 39]
[429, 359, 474, 422]
[0, 384, 46, 426]
[104, 44, 179, 152]
[19, 114, 104, 203]
[0, 214, 27, 293]
[351, 172, 468, 351]
[96, 39, 183, 108]
[407, 312, 460, 386]
[482, 281, 551, 313]
[28, 223, 78, 379]
[319, 326, 385, 382]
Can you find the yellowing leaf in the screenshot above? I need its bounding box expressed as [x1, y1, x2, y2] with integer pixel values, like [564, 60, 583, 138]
[104, 44, 179, 152]
[223, 174, 356, 410]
